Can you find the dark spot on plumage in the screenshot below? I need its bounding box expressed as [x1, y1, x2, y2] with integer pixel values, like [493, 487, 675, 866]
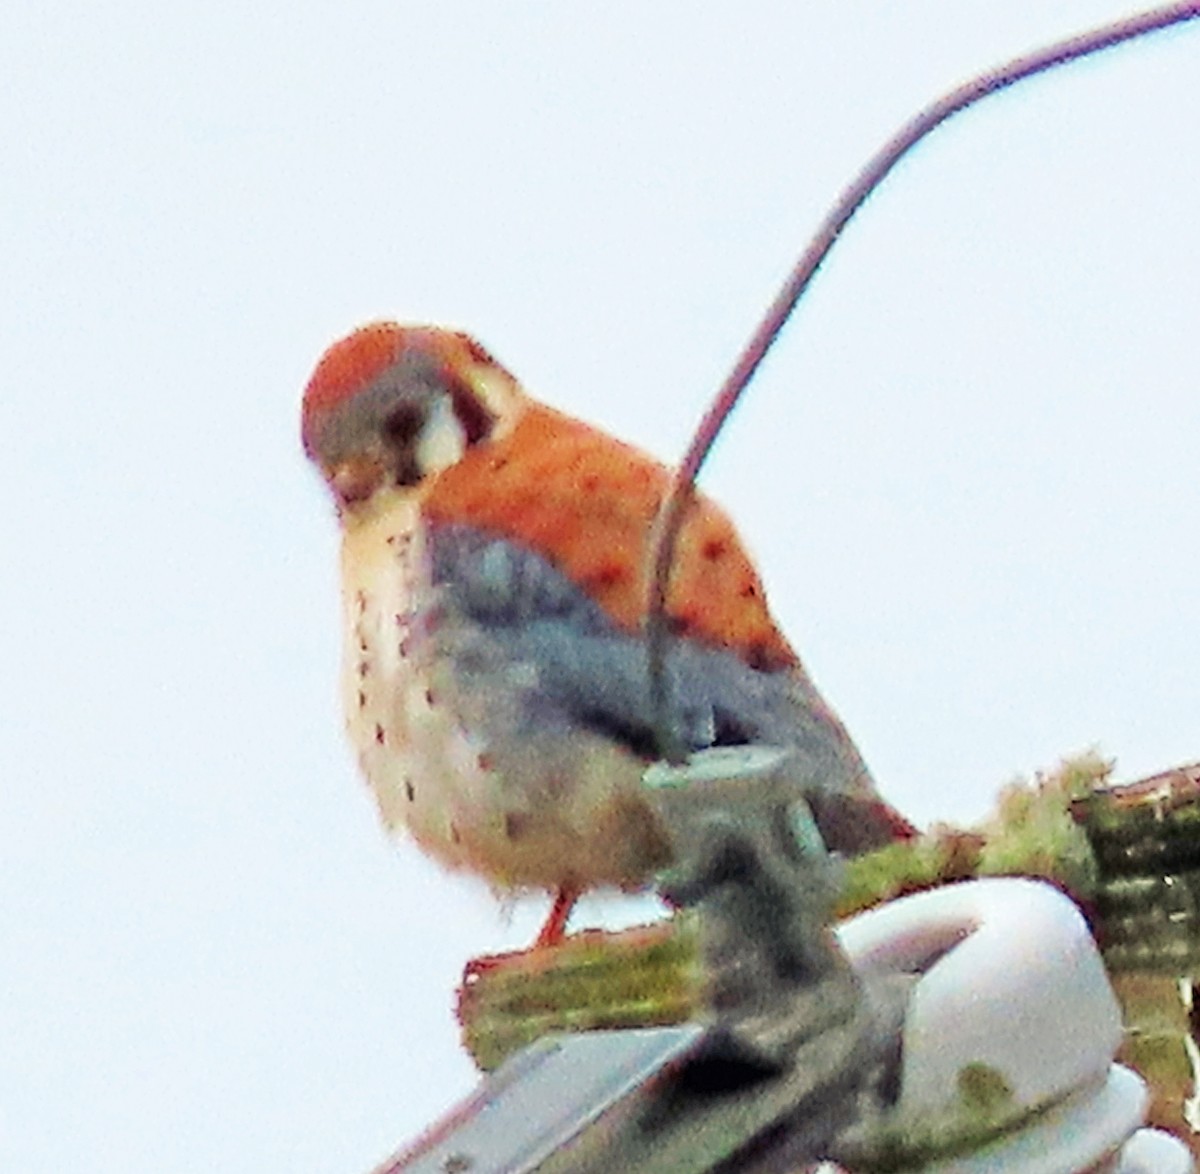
[374, 723, 386, 745]
[744, 642, 771, 672]
[357, 658, 369, 678]
[404, 778, 415, 802]
[578, 707, 660, 760]
[581, 473, 600, 492]
[393, 454, 422, 488]
[490, 456, 509, 472]
[357, 690, 367, 709]
[477, 752, 494, 773]
[712, 708, 754, 746]
[584, 563, 626, 590]
[739, 580, 759, 599]
[701, 537, 728, 562]
[504, 813, 528, 841]
[446, 377, 495, 446]
[425, 688, 436, 706]
[450, 824, 462, 845]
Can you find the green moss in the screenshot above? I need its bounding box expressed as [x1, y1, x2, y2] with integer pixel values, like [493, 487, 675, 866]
[458, 919, 702, 1070]
[957, 1062, 1015, 1115]
[976, 750, 1108, 898]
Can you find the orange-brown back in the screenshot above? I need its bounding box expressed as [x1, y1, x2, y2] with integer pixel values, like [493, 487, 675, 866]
[424, 403, 799, 674]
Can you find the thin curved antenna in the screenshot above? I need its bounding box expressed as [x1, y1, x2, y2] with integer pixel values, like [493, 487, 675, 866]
[646, 1, 1200, 764]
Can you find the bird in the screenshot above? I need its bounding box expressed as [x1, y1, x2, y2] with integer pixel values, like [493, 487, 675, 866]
[301, 322, 914, 946]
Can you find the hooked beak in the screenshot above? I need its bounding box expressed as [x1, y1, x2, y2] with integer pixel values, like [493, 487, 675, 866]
[328, 454, 387, 506]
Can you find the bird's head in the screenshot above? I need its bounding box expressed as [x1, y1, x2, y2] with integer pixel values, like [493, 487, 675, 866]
[301, 322, 528, 510]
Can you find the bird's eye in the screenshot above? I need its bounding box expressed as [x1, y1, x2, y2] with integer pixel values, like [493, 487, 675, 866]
[379, 402, 427, 486]
[382, 402, 425, 446]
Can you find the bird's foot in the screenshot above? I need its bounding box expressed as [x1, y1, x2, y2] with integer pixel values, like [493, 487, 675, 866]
[534, 884, 580, 949]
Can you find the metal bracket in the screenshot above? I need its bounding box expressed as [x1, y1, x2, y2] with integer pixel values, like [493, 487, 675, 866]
[385, 747, 906, 1173]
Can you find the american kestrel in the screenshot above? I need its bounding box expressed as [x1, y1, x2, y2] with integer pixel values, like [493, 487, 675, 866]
[302, 323, 913, 944]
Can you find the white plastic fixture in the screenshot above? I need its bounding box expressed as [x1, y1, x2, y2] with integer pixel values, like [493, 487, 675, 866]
[834, 877, 1193, 1173]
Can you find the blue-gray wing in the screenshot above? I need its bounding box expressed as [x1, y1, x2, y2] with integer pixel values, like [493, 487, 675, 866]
[429, 523, 894, 852]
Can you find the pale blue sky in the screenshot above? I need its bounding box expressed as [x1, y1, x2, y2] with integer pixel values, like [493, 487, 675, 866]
[2, 4, 1197, 1171]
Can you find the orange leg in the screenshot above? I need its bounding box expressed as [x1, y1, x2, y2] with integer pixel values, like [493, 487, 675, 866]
[534, 885, 579, 948]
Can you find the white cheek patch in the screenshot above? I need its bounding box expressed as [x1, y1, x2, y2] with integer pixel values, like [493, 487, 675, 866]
[415, 394, 468, 476]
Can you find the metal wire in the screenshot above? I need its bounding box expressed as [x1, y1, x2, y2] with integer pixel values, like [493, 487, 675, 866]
[645, 2, 1200, 764]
